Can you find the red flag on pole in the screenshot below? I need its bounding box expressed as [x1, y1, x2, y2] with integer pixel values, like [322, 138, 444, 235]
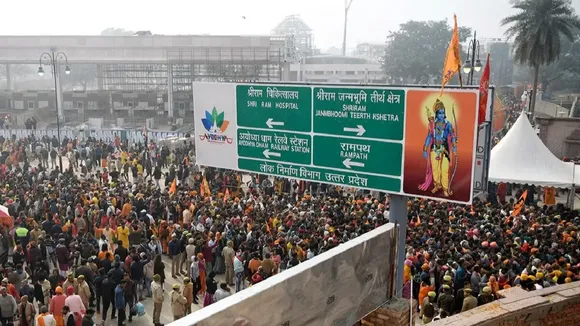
[478, 53, 491, 125]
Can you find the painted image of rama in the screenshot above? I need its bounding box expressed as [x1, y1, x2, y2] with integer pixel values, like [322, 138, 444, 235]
[418, 99, 458, 197]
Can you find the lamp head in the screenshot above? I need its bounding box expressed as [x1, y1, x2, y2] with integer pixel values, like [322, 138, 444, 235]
[64, 66, 71, 75]
[37, 66, 44, 77]
[462, 60, 472, 74]
[474, 59, 482, 72]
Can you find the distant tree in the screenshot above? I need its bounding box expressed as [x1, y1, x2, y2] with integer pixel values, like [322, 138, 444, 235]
[502, 0, 580, 117]
[513, 33, 580, 94]
[382, 20, 471, 84]
[0, 64, 40, 89]
[61, 64, 97, 91]
[100, 28, 134, 36]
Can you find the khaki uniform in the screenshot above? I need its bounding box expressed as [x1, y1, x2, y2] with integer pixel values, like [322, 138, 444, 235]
[62, 279, 79, 294]
[151, 281, 164, 325]
[182, 283, 193, 315]
[170, 291, 187, 321]
[462, 295, 478, 312]
[222, 246, 235, 284]
[78, 281, 91, 308]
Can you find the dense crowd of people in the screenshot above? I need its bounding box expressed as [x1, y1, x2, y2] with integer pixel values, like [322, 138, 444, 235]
[0, 134, 390, 326]
[409, 94, 580, 323]
[0, 92, 575, 326]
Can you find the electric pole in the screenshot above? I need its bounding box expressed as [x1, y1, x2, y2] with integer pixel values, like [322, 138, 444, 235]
[342, 0, 355, 56]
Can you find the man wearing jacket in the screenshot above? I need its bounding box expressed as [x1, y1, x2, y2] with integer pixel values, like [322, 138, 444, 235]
[130, 253, 149, 301]
[151, 274, 164, 326]
[169, 235, 181, 278]
[114, 281, 126, 326]
[101, 273, 116, 322]
[0, 287, 17, 326]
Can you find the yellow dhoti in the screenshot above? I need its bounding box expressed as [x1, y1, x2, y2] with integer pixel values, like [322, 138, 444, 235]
[430, 151, 450, 193]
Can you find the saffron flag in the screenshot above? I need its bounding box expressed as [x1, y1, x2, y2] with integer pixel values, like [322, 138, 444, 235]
[441, 14, 463, 93]
[416, 215, 421, 226]
[478, 53, 491, 125]
[169, 179, 176, 195]
[142, 124, 147, 137]
[224, 188, 230, 202]
[510, 190, 528, 220]
[202, 177, 211, 197]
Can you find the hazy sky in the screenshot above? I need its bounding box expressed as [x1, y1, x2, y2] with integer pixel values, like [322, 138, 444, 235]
[2, 0, 580, 49]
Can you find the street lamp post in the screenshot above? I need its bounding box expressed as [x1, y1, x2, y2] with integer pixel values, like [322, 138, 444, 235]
[462, 31, 482, 85]
[38, 49, 70, 173]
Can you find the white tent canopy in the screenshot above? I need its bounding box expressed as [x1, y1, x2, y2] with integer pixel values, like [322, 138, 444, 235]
[489, 113, 575, 187]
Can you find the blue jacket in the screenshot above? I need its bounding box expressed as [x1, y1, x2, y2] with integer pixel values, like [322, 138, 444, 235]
[168, 240, 180, 257]
[130, 259, 149, 281]
[114, 286, 125, 309]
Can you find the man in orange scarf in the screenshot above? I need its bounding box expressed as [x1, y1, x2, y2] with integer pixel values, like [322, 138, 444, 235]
[49, 287, 66, 326]
[37, 306, 56, 326]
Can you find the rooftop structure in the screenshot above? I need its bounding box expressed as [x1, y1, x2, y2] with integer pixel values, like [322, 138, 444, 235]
[290, 55, 385, 83]
[0, 34, 287, 121]
[271, 15, 314, 57]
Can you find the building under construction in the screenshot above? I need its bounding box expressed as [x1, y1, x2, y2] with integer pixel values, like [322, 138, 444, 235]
[0, 16, 317, 127]
[97, 15, 314, 93]
[271, 14, 315, 57]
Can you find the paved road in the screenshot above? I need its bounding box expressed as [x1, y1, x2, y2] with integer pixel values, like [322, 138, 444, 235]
[94, 255, 222, 325]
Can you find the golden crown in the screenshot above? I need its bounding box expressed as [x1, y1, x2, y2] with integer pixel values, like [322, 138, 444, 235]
[433, 99, 446, 113]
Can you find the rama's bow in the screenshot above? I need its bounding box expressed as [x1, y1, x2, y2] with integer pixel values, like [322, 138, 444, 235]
[449, 106, 459, 193]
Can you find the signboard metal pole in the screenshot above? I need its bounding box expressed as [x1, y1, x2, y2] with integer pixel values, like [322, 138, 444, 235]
[389, 194, 407, 295]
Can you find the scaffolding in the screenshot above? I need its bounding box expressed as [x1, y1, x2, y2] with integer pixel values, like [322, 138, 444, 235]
[96, 43, 284, 122]
[166, 47, 284, 92]
[99, 43, 284, 93]
[271, 15, 314, 56]
[100, 63, 168, 91]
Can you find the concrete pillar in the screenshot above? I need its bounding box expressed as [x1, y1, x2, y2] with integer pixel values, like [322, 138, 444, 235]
[388, 195, 408, 295]
[96, 64, 104, 91]
[79, 106, 85, 122]
[5, 64, 11, 90]
[109, 92, 114, 118]
[281, 62, 291, 81]
[167, 64, 174, 118]
[297, 61, 302, 81]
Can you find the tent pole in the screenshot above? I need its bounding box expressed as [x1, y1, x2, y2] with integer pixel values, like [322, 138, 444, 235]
[571, 163, 576, 210]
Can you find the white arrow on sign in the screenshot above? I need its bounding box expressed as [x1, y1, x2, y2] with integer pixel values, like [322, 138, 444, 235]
[343, 158, 365, 169]
[266, 118, 285, 129]
[343, 125, 366, 136]
[263, 149, 281, 159]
